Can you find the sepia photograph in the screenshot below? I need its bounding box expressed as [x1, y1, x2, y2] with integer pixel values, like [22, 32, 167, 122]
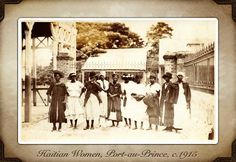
[18, 18, 218, 144]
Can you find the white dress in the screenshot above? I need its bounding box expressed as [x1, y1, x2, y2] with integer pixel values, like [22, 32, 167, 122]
[132, 83, 148, 122]
[97, 79, 109, 118]
[174, 82, 190, 128]
[65, 81, 84, 120]
[145, 83, 161, 95]
[121, 81, 136, 119]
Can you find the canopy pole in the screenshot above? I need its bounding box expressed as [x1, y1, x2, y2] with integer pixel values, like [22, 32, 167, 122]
[51, 23, 59, 70]
[24, 22, 34, 122]
[32, 38, 37, 106]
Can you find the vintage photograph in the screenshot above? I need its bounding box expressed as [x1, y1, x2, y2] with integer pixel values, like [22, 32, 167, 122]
[18, 18, 218, 144]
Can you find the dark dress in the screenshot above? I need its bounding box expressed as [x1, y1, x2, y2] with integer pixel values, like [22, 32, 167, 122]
[143, 94, 160, 125]
[107, 82, 122, 122]
[46, 82, 68, 123]
[83, 81, 102, 107]
[160, 82, 175, 126]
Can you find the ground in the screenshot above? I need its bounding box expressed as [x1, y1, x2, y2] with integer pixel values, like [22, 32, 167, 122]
[20, 89, 215, 144]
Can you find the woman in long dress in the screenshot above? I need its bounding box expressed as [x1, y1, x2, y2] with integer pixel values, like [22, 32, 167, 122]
[80, 72, 102, 130]
[132, 75, 147, 130]
[107, 73, 122, 127]
[65, 72, 84, 129]
[121, 74, 136, 128]
[47, 70, 68, 132]
[97, 71, 109, 127]
[120, 74, 130, 127]
[143, 74, 161, 131]
[174, 72, 191, 130]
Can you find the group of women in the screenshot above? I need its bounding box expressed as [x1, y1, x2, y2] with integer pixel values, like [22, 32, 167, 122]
[46, 70, 168, 132]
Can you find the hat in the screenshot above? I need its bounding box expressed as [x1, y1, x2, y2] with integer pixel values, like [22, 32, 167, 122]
[177, 72, 185, 77]
[67, 72, 76, 80]
[162, 72, 172, 79]
[121, 73, 127, 80]
[100, 71, 106, 77]
[53, 70, 64, 78]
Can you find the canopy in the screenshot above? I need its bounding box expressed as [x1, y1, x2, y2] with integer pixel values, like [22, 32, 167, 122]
[81, 48, 148, 72]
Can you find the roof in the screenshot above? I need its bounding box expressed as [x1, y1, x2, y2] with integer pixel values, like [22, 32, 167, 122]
[81, 48, 148, 71]
[22, 22, 52, 39]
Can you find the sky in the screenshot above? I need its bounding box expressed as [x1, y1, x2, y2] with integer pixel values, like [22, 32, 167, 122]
[33, 18, 217, 66]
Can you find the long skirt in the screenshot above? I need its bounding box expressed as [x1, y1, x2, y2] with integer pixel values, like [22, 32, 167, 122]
[143, 95, 160, 125]
[84, 94, 100, 120]
[66, 96, 84, 120]
[49, 100, 66, 123]
[174, 96, 190, 128]
[108, 96, 122, 122]
[131, 100, 148, 122]
[122, 96, 136, 119]
[163, 101, 174, 126]
[99, 92, 108, 118]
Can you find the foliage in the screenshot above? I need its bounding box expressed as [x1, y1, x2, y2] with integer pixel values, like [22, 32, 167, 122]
[76, 22, 144, 60]
[147, 22, 173, 47]
[146, 22, 173, 58]
[146, 22, 173, 74]
[35, 63, 53, 85]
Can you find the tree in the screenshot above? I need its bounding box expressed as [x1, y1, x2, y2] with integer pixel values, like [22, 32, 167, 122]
[35, 62, 53, 85]
[146, 22, 173, 74]
[147, 22, 173, 51]
[76, 22, 144, 60]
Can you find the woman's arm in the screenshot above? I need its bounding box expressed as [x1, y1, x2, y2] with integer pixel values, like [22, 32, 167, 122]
[46, 83, 54, 103]
[79, 87, 86, 98]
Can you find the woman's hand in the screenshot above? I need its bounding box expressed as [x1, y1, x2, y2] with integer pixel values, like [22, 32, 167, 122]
[187, 102, 191, 109]
[109, 93, 117, 98]
[108, 93, 113, 97]
[47, 96, 51, 103]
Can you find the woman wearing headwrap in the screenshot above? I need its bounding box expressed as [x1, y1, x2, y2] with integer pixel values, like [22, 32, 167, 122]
[80, 72, 102, 130]
[173, 72, 191, 131]
[65, 72, 84, 129]
[107, 73, 122, 127]
[47, 70, 68, 132]
[143, 74, 161, 131]
[97, 71, 109, 127]
[131, 75, 147, 130]
[121, 74, 136, 128]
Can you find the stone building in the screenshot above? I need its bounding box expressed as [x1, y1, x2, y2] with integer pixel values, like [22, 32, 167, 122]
[163, 51, 190, 81]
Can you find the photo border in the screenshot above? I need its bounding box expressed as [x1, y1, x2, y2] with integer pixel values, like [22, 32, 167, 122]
[0, 0, 235, 162]
[17, 17, 219, 145]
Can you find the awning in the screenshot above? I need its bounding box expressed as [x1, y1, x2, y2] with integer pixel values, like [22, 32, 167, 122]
[81, 48, 148, 72]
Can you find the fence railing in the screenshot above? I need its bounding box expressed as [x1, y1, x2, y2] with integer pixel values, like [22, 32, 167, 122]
[184, 43, 215, 94]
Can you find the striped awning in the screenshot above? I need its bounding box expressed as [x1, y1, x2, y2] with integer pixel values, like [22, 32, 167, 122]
[82, 48, 147, 72]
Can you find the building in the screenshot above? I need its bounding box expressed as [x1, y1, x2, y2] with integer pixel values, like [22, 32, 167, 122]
[81, 48, 149, 83]
[163, 42, 215, 93]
